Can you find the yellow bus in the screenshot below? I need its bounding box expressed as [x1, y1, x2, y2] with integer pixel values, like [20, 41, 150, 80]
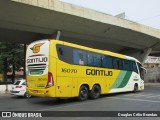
[26, 39, 145, 101]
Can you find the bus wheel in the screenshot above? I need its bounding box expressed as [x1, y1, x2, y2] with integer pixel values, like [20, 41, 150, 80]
[134, 84, 138, 93]
[90, 85, 101, 99]
[78, 85, 89, 101]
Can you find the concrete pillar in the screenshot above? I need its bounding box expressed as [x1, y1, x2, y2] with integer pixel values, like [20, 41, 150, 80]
[50, 30, 62, 40]
[23, 44, 26, 79]
[127, 48, 152, 64]
[141, 48, 152, 65]
[56, 30, 61, 40]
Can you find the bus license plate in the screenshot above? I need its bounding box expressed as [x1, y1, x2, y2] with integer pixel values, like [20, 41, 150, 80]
[33, 90, 38, 93]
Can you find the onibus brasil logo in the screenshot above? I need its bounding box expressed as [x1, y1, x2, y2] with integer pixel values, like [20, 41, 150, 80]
[30, 43, 44, 53]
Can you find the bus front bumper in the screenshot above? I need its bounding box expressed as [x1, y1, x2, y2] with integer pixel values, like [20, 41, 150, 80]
[139, 84, 144, 91]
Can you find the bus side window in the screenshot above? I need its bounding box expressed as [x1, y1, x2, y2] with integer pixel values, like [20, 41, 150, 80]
[58, 48, 63, 56]
[122, 60, 131, 71]
[73, 49, 87, 65]
[56, 44, 73, 64]
[113, 58, 123, 70]
[102, 55, 113, 68]
[87, 52, 102, 67]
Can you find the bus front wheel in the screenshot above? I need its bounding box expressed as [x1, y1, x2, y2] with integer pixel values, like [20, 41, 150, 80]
[90, 85, 101, 99]
[77, 85, 89, 101]
[134, 84, 138, 93]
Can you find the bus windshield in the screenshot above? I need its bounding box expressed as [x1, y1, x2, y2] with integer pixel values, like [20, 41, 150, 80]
[138, 63, 146, 80]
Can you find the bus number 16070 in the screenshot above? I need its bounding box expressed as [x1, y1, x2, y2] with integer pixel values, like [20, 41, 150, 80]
[62, 68, 77, 73]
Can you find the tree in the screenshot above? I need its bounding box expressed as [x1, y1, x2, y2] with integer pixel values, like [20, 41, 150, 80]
[0, 42, 24, 83]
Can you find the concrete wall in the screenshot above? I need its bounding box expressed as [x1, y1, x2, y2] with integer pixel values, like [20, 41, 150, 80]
[0, 85, 12, 94]
[145, 67, 160, 83]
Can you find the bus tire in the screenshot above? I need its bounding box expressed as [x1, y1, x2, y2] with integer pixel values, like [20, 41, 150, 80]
[134, 84, 138, 93]
[89, 85, 101, 99]
[77, 85, 89, 101]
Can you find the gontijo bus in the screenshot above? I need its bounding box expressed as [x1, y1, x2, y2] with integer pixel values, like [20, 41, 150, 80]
[26, 39, 145, 101]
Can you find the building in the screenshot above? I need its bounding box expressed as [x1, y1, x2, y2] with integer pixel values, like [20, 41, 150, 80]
[144, 56, 160, 82]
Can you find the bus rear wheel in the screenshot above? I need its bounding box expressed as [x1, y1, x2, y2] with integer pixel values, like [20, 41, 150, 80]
[77, 85, 89, 101]
[90, 85, 101, 99]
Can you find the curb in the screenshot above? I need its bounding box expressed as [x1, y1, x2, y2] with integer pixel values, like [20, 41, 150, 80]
[144, 83, 160, 86]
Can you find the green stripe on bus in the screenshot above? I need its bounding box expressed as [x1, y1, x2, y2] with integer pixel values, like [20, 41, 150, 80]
[118, 71, 132, 88]
[111, 71, 127, 88]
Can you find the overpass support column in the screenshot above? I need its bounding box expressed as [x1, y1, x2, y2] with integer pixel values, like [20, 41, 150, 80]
[50, 30, 62, 40]
[56, 30, 61, 40]
[127, 48, 152, 64]
[141, 48, 152, 65]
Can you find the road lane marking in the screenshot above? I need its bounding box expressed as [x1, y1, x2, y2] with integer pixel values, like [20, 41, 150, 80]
[146, 95, 160, 98]
[123, 94, 137, 97]
[132, 94, 153, 97]
[38, 98, 112, 111]
[123, 93, 153, 97]
[38, 95, 160, 111]
[110, 97, 160, 103]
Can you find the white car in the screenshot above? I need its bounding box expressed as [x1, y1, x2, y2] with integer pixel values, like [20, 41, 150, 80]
[10, 79, 31, 98]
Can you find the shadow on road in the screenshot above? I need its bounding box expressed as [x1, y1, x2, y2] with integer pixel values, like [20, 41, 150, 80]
[26, 97, 78, 107]
[25, 91, 137, 107]
[8, 85, 155, 107]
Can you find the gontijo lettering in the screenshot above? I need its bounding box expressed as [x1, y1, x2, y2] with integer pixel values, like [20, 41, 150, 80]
[86, 69, 113, 76]
[27, 57, 48, 63]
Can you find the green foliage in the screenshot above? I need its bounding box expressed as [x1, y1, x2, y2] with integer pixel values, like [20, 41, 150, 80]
[0, 42, 24, 73]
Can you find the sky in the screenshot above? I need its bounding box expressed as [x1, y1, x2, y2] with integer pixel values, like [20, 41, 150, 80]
[60, 0, 160, 29]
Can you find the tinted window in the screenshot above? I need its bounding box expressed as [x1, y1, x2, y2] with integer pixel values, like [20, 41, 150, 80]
[102, 55, 113, 68]
[138, 63, 144, 79]
[140, 67, 145, 80]
[21, 82, 26, 85]
[56, 44, 73, 64]
[113, 58, 122, 69]
[122, 60, 131, 71]
[14, 81, 21, 85]
[73, 49, 87, 65]
[131, 62, 138, 73]
[88, 52, 102, 67]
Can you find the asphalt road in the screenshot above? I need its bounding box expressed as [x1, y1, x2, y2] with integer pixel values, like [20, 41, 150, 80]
[0, 85, 160, 120]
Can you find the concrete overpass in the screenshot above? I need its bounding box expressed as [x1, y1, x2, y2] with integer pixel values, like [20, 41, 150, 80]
[0, 0, 160, 63]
